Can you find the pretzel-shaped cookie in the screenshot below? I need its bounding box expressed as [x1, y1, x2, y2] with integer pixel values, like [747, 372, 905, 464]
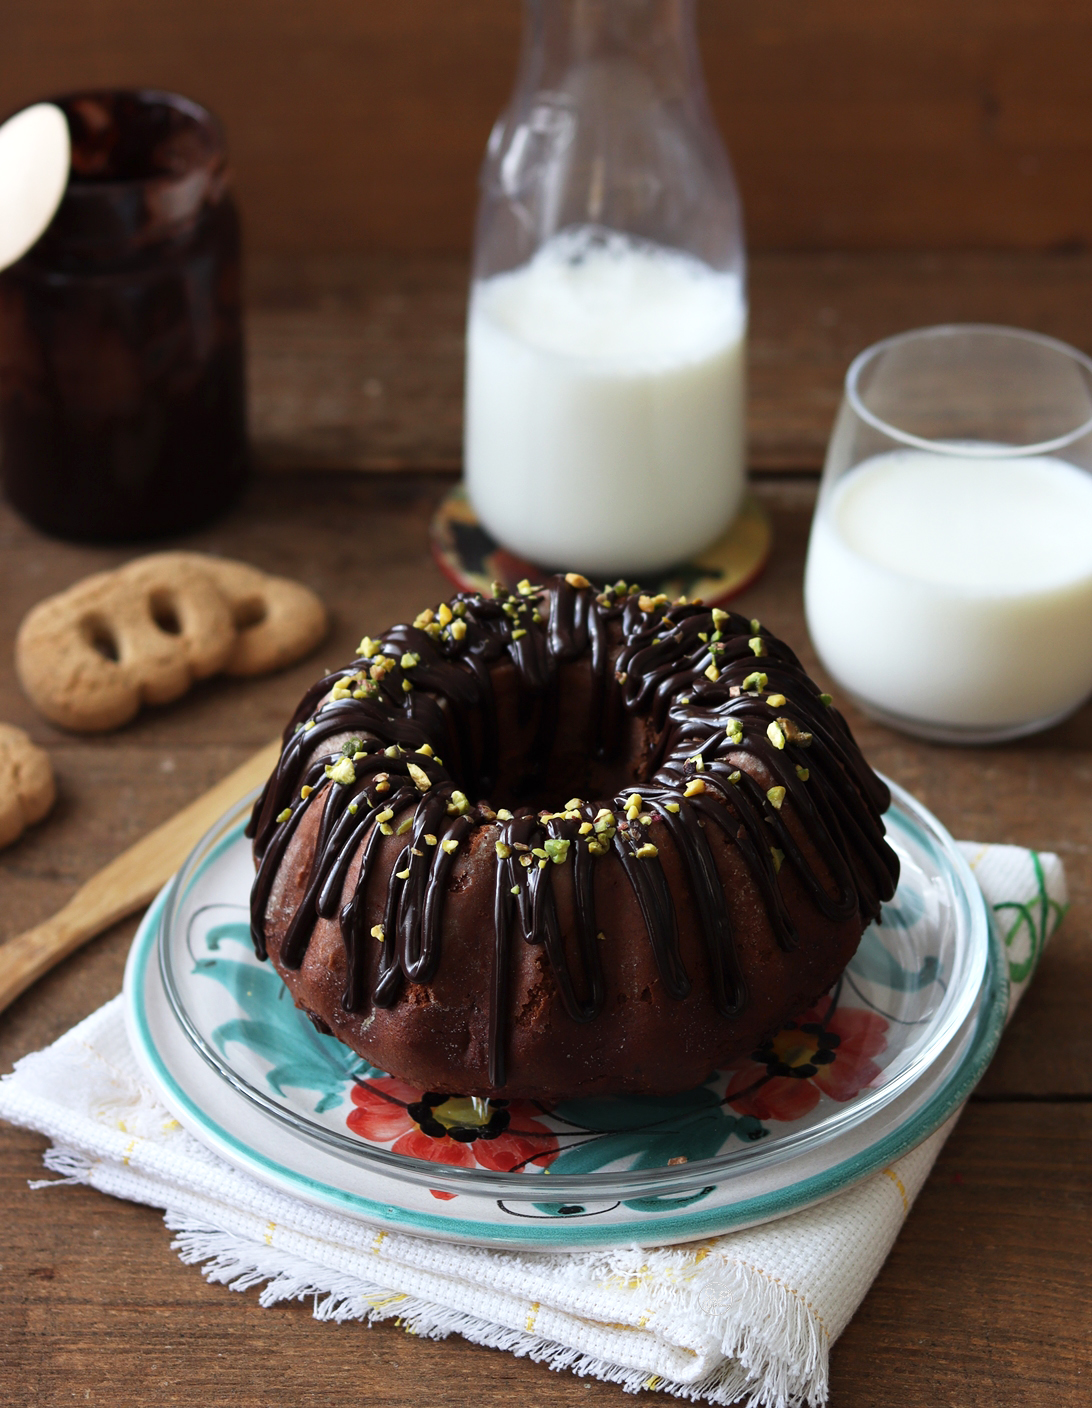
[0, 725, 55, 849]
[15, 553, 327, 733]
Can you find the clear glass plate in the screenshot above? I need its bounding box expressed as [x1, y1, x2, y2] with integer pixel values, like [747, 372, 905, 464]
[147, 775, 1001, 1214]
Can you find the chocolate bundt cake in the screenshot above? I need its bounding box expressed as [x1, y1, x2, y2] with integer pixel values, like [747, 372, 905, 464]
[248, 574, 898, 1100]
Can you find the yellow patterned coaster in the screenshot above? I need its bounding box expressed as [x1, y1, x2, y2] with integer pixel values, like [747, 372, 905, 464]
[429, 485, 772, 605]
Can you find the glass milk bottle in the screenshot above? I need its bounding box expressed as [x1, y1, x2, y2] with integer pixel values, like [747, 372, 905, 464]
[465, 0, 746, 578]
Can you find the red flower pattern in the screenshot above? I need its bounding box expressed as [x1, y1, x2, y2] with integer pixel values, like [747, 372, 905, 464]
[723, 1000, 889, 1123]
[347, 1077, 559, 1198]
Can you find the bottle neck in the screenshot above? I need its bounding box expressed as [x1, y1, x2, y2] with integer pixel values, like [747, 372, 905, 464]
[524, 0, 700, 98]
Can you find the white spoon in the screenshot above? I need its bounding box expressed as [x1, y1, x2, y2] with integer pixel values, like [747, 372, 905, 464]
[0, 102, 71, 271]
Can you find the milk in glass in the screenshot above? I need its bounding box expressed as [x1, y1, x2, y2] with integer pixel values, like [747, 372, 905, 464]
[465, 228, 746, 578]
[804, 449, 1092, 730]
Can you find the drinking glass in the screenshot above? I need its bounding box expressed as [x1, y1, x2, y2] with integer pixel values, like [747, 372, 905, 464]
[804, 324, 1092, 743]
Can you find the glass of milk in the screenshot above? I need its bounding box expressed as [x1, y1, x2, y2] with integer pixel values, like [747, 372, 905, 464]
[804, 324, 1092, 743]
[465, 0, 746, 578]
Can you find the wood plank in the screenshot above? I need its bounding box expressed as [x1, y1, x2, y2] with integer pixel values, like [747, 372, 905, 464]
[5, 2, 1092, 254]
[0, 1104, 1086, 1406]
[244, 252, 1092, 473]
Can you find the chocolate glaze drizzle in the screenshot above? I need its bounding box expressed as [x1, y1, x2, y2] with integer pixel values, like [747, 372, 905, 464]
[248, 575, 899, 1089]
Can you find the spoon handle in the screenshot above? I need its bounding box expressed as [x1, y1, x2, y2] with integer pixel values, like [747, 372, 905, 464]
[0, 738, 281, 1015]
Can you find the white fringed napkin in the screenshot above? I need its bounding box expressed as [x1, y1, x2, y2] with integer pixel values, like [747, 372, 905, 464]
[0, 842, 1066, 1408]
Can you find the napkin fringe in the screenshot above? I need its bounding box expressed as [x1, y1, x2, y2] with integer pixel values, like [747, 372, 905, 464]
[162, 1212, 822, 1408]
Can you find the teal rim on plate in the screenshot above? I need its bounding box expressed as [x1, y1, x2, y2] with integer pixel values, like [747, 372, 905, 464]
[121, 775, 1010, 1244]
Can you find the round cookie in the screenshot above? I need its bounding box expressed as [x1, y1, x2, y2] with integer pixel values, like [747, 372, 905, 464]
[0, 725, 55, 849]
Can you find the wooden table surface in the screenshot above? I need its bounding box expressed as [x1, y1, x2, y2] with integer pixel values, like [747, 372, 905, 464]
[2, 260, 1091, 1405]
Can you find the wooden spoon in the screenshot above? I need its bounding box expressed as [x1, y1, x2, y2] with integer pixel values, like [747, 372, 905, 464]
[0, 738, 281, 1014]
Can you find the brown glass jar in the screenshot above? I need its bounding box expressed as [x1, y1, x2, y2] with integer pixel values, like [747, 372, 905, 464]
[0, 89, 248, 542]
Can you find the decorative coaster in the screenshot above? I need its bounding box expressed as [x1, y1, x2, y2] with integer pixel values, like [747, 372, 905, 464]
[429, 485, 772, 605]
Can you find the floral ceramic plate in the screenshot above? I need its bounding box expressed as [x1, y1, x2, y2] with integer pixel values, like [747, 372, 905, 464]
[123, 778, 1007, 1250]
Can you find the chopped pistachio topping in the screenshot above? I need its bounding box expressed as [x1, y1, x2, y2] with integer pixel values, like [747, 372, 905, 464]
[638, 592, 668, 612]
[725, 718, 744, 744]
[689, 755, 705, 772]
[496, 808, 513, 821]
[517, 578, 536, 596]
[425, 833, 438, 845]
[770, 846, 784, 874]
[728, 770, 742, 784]
[747, 636, 767, 658]
[375, 808, 394, 825]
[665, 801, 681, 813]
[565, 796, 584, 810]
[303, 720, 316, 731]
[402, 679, 414, 692]
[452, 601, 467, 617]
[767, 785, 786, 809]
[397, 816, 414, 835]
[276, 807, 292, 823]
[510, 885, 520, 895]
[413, 608, 435, 629]
[520, 854, 532, 867]
[371, 924, 385, 942]
[625, 792, 643, 811]
[379, 823, 393, 836]
[449, 619, 467, 641]
[698, 631, 709, 643]
[615, 670, 627, 684]
[635, 843, 659, 859]
[374, 779, 390, 793]
[384, 745, 399, 758]
[684, 778, 706, 797]
[348, 801, 359, 815]
[437, 602, 453, 626]
[767, 721, 786, 750]
[441, 838, 459, 854]
[742, 671, 768, 692]
[447, 789, 470, 816]
[750, 619, 761, 634]
[495, 839, 511, 859]
[300, 785, 313, 799]
[407, 762, 432, 791]
[396, 867, 411, 880]
[415, 743, 434, 757]
[578, 821, 593, 835]
[325, 756, 357, 785]
[712, 608, 729, 627]
[543, 837, 571, 864]
[705, 663, 720, 681]
[358, 636, 381, 658]
[766, 693, 787, 708]
[511, 628, 527, 640]
[796, 765, 810, 781]
[586, 840, 609, 856]
[565, 572, 590, 589]
[820, 692, 833, 707]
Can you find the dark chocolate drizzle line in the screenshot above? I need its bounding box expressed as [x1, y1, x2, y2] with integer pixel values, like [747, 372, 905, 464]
[248, 575, 900, 1089]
